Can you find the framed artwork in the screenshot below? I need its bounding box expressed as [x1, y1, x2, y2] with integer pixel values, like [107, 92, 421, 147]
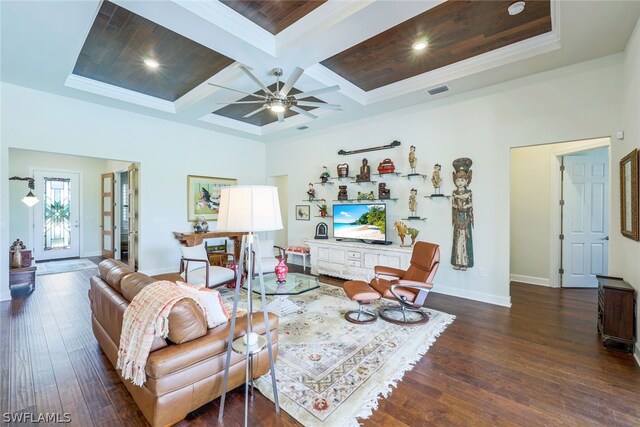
[296, 205, 310, 221]
[620, 149, 639, 241]
[187, 175, 237, 221]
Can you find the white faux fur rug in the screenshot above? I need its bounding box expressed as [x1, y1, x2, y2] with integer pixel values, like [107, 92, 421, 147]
[248, 283, 455, 426]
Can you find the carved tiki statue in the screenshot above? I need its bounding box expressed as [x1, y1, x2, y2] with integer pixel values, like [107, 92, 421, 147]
[451, 157, 474, 270]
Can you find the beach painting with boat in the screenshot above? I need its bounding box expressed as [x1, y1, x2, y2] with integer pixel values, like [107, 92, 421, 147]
[333, 203, 386, 241]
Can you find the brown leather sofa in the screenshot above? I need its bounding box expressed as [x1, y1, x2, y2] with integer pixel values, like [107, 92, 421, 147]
[89, 259, 278, 426]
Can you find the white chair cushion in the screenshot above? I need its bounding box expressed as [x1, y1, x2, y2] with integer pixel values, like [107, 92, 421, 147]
[180, 244, 208, 272]
[259, 257, 279, 274]
[181, 265, 235, 287]
[176, 281, 229, 328]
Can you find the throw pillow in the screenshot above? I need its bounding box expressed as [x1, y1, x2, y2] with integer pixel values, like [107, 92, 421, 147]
[180, 244, 208, 272]
[176, 281, 230, 328]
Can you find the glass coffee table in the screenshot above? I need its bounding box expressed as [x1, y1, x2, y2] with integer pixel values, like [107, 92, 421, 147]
[242, 272, 319, 316]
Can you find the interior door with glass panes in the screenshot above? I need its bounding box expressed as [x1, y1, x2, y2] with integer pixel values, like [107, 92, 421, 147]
[101, 173, 115, 258]
[33, 170, 80, 260]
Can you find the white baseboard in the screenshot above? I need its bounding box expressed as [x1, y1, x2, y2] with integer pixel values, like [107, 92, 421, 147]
[510, 274, 550, 287]
[432, 285, 511, 308]
[82, 251, 102, 258]
[635, 343, 640, 368]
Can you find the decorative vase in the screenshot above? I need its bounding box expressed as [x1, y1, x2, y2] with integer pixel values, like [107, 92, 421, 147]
[275, 257, 288, 283]
[320, 211, 327, 217]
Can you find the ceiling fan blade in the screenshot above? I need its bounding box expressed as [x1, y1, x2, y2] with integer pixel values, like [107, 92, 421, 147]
[244, 106, 268, 118]
[208, 83, 267, 99]
[239, 65, 275, 96]
[280, 67, 304, 96]
[277, 111, 285, 123]
[290, 105, 318, 120]
[293, 85, 340, 100]
[216, 101, 265, 104]
[296, 101, 342, 110]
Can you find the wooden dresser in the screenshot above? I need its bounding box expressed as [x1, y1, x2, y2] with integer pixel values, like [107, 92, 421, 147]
[596, 275, 636, 353]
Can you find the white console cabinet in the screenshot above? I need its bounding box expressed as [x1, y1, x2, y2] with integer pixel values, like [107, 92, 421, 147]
[305, 239, 413, 282]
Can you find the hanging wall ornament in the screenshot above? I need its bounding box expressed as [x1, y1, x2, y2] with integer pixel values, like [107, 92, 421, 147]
[451, 158, 474, 270]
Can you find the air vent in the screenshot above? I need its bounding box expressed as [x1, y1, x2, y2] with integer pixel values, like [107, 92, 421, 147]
[426, 85, 449, 96]
[297, 126, 309, 130]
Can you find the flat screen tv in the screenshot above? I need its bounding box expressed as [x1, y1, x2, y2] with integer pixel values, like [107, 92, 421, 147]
[333, 203, 386, 242]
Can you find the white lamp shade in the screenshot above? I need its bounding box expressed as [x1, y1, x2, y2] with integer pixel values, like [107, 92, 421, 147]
[216, 185, 283, 232]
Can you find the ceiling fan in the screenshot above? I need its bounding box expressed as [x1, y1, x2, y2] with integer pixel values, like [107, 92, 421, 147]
[209, 65, 341, 123]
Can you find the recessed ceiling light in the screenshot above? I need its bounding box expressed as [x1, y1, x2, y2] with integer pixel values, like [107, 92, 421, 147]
[144, 59, 160, 68]
[508, 1, 526, 16]
[412, 40, 428, 51]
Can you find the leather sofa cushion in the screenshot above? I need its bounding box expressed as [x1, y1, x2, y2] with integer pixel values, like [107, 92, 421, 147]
[99, 259, 135, 294]
[120, 272, 207, 344]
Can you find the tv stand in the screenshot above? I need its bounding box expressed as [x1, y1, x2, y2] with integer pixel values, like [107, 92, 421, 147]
[305, 239, 412, 282]
[369, 240, 393, 245]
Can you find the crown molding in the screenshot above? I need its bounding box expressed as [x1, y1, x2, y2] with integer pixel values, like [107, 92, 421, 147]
[64, 75, 176, 113]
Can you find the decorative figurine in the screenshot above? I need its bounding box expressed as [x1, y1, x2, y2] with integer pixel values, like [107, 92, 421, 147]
[199, 216, 209, 233]
[407, 227, 420, 246]
[451, 157, 474, 270]
[307, 182, 316, 201]
[320, 166, 330, 183]
[408, 145, 417, 174]
[431, 163, 442, 195]
[337, 163, 349, 178]
[193, 219, 202, 234]
[274, 257, 288, 283]
[317, 199, 328, 217]
[377, 158, 396, 174]
[394, 221, 408, 246]
[357, 191, 375, 201]
[408, 188, 418, 218]
[356, 158, 371, 182]
[315, 222, 329, 239]
[337, 185, 348, 201]
[378, 183, 391, 200]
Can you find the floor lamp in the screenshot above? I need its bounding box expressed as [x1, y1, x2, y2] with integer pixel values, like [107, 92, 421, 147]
[216, 185, 281, 425]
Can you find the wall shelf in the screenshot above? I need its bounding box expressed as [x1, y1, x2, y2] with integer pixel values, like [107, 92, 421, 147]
[376, 172, 401, 177]
[425, 194, 451, 199]
[303, 198, 324, 202]
[314, 216, 333, 219]
[354, 180, 377, 185]
[401, 217, 427, 221]
[314, 181, 335, 186]
[401, 173, 427, 180]
[331, 176, 355, 181]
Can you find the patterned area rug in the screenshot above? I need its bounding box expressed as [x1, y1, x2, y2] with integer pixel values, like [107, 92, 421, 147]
[223, 283, 455, 426]
[36, 258, 98, 275]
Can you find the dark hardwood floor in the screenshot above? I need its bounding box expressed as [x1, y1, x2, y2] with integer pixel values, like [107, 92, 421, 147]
[2, 264, 639, 426]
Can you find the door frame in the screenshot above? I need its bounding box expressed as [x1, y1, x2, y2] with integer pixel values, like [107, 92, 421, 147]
[548, 138, 610, 287]
[29, 167, 84, 260]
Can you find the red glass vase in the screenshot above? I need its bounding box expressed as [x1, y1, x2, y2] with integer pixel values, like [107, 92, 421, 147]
[275, 258, 288, 283]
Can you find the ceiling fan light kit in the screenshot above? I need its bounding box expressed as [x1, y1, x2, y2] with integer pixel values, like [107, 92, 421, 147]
[210, 65, 341, 123]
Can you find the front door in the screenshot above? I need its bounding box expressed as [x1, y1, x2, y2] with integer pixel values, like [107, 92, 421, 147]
[561, 153, 609, 287]
[33, 170, 81, 260]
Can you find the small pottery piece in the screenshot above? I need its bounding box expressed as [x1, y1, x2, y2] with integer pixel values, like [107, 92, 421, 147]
[337, 185, 348, 201]
[337, 163, 349, 178]
[377, 158, 396, 174]
[275, 257, 289, 283]
[378, 183, 391, 199]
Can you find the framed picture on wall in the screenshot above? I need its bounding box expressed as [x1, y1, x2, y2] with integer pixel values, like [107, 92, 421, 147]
[620, 148, 639, 241]
[187, 175, 237, 221]
[296, 205, 310, 221]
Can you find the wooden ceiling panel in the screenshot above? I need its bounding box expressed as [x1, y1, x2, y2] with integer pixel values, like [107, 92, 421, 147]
[213, 83, 322, 127]
[321, 0, 552, 91]
[73, 1, 234, 101]
[220, 0, 327, 35]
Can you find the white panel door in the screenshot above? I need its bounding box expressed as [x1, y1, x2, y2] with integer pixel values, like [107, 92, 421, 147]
[33, 170, 80, 260]
[562, 155, 608, 287]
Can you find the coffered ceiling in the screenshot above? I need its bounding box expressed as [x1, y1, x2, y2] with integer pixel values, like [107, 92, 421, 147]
[2, 1, 640, 142]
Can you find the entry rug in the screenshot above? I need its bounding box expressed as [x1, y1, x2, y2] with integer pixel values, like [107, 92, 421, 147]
[36, 258, 98, 275]
[224, 283, 455, 426]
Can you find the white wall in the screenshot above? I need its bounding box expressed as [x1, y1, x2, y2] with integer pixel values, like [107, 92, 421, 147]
[613, 17, 640, 362]
[1, 82, 266, 300]
[9, 149, 110, 257]
[267, 55, 624, 307]
[510, 140, 609, 286]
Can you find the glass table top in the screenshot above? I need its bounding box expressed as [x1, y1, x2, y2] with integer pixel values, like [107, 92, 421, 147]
[242, 272, 320, 296]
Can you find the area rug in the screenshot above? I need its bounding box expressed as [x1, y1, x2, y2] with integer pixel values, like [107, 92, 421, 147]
[36, 258, 98, 275]
[222, 283, 454, 426]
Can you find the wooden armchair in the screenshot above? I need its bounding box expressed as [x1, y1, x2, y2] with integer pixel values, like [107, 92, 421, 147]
[179, 243, 237, 288]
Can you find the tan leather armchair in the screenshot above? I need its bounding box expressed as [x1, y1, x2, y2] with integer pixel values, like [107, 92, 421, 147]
[370, 241, 440, 324]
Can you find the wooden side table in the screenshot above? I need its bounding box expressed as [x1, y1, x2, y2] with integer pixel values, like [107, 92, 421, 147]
[9, 265, 37, 296]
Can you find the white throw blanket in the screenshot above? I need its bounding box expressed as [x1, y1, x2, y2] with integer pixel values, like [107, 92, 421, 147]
[116, 280, 204, 386]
